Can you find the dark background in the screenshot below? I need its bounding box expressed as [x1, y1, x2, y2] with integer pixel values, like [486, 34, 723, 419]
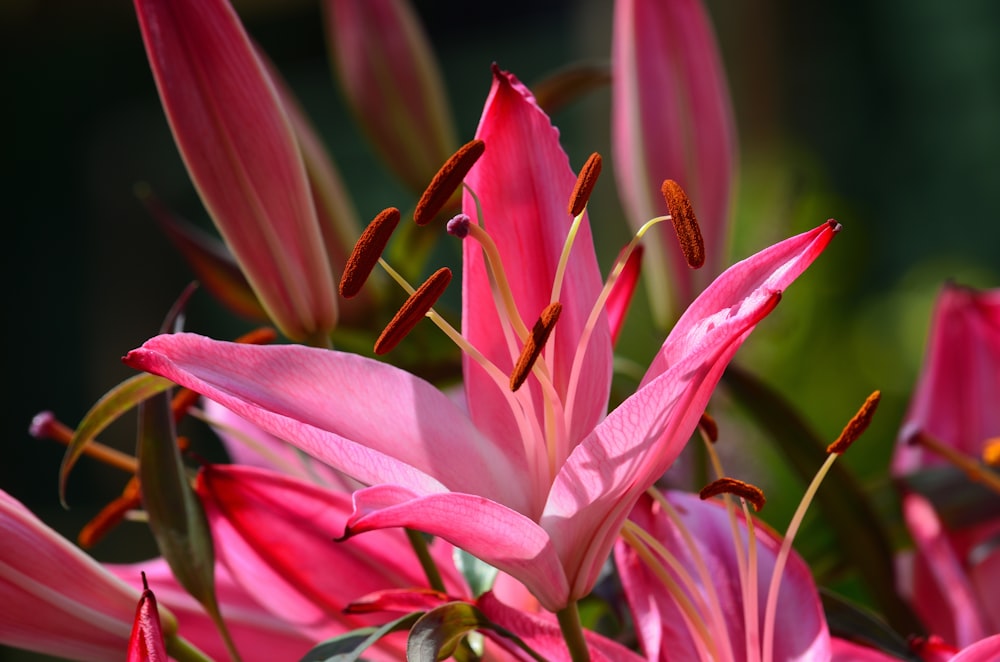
[4, 0, 999, 658]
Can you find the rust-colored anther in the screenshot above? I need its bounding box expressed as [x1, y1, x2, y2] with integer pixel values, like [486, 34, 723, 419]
[340, 207, 401, 298]
[699, 477, 767, 512]
[699, 412, 719, 443]
[413, 140, 486, 226]
[661, 179, 705, 269]
[78, 477, 142, 549]
[374, 268, 452, 355]
[982, 438, 1000, 467]
[827, 390, 881, 454]
[568, 152, 602, 216]
[510, 302, 563, 392]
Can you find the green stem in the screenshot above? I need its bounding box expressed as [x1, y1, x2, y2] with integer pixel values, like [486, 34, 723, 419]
[556, 602, 590, 662]
[406, 528, 446, 592]
[165, 634, 213, 662]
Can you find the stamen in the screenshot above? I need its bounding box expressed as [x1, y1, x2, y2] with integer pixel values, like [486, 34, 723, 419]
[446, 213, 471, 238]
[661, 179, 705, 269]
[234, 327, 279, 345]
[568, 152, 602, 217]
[413, 140, 486, 226]
[374, 267, 452, 355]
[983, 438, 1000, 467]
[340, 207, 401, 298]
[78, 477, 142, 548]
[699, 477, 767, 512]
[510, 302, 563, 392]
[30, 411, 138, 474]
[910, 432, 1000, 495]
[699, 412, 719, 443]
[827, 390, 881, 454]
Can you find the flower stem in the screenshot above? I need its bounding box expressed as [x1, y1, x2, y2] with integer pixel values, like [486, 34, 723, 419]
[556, 602, 591, 662]
[165, 634, 213, 662]
[406, 528, 446, 592]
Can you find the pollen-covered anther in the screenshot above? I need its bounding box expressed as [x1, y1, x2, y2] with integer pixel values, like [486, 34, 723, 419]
[699, 477, 766, 512]
[374, 267, 452, 355]
[413, 140, 486, 226]
[699, 411, 719, 443]
[827, 390, 881, 454]
[661, 179, 705, 269]
[982, 438, 1000, 467]
[510, 302, 563, 392]
[340, 207, 401, 298]
[568, 152, 602, 216]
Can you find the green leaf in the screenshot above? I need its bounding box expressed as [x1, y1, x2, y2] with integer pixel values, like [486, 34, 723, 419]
[722, 363, 924, 636]
[453, 549, 498, 598]
[407, 602, 488, 662]
[299, 613, 421, 662]
[59, 372, 174, 506]
[821, 589, 921, 661]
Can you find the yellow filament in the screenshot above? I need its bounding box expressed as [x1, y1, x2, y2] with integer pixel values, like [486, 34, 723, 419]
[913, 432, 1000, 495]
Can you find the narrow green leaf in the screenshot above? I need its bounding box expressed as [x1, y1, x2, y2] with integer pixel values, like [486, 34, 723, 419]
[722, 363, 924, 635]
[453, 549, 498, 598]
[138, 390, 239, 661]
[59, 373, 174, 506]
[821, 589, 921, 661]
[407, 602, 487, 662]
[299, 613, 421, 662]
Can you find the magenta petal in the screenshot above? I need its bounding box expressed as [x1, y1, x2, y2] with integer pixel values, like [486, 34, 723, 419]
[135, 0, 337, 341]
[196, 465, 461, 637]
[614, 492, 830, 662]
[127, 584, 168, 662]
[462, 67, 612, 453]
[830, 638, 902, 661]
[124, 334, 530, 512]
[612, 0, 737, 322]
[952, 635, 1000, 662]
[346, 484, 570, 611]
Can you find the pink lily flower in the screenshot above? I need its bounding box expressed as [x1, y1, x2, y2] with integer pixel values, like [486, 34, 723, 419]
[0, 489, 176, 661]
[127, 575, 168, 662]
[135, 0, 338, 343]
[123, 67, 837, 613]
[893, 284, 1000, 475]
[612, 0, 737, 324]
[324, 0, 458, 194]
[109, 558, 319, 661]
[614, 491, 831, 661]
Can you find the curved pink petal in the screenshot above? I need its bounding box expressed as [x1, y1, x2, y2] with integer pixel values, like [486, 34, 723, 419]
[124, 334, 530, 513]
[612, 0, 737, 322]
[108, 558, 317, 661]
[0, 490, 151, 661]
[606, 244, 644, 346]
[135, 0, 337, 341]
[345, 485, 570, 611]
[893, 284, 1000, 474]
[951, 635, 1000, 662]
[462, 67, 612, 458]
[476, 591, 645, 662]
[544, 223, 838, 598]
[614, 492, 830, 662]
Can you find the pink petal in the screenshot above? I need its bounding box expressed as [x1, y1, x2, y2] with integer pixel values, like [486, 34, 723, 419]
[893, 284, 1000, 474]
[127, 583, 168, 662]
[0, 490, 147, 661]
[108, 558, 317, 661]
[606, 244, 644, 346]
[830, 638, 902, 661]
[196, 464, 463, 636]
[124, 334, 530, 513]
[545, 221, 838, 599]
[462, 66, 612, 456]
[476, 591, 646, 662]
[612, 0, 737, 321]
[614, 492, 830, 662]
[345, 484, 570, 611]
[951, 635, 1000, 662]
[324, 0, 456, 193]
[135, 0, 337, 341]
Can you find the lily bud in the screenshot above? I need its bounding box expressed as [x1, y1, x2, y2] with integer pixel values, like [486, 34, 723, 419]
[324, 0, 458, 193]
[135, 0, 338, 343]
[612, 0, 737, 325]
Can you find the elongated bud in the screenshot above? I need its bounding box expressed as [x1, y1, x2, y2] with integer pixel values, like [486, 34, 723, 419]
[375, 268, 452, 354]
[510, 302, 563, 391]
[340, 207, 401, 298]
[661, 179, 705, 269]
[699, 477, 766, 512]
[568, 152, 602, 217]
[828, 391, 881, 454]
[414, 139, 486, 225]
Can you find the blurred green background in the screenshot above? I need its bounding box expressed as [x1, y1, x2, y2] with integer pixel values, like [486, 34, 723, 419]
[3, 0, 999, 658]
